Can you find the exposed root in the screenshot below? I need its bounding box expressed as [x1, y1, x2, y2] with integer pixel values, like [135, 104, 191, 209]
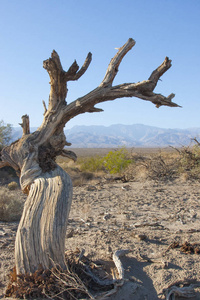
[163, 279, 200, 300]
[5, 249, 130, 299]
[166, 285, 196, 300]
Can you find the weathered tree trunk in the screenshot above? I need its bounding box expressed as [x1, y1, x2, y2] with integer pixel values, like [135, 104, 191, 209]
[0, 38, 180, 274]
[15, 166, 72, 274]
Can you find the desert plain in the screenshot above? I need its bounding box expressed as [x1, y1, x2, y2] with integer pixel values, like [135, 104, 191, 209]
[1, 148, 200, 299]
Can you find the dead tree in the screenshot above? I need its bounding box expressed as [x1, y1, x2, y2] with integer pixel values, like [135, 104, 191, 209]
[0, 38, 180, 274]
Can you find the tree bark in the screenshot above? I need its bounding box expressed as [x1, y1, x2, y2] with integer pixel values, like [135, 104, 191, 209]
[0, 38, 180, 274]
[15, 166, 72, 274]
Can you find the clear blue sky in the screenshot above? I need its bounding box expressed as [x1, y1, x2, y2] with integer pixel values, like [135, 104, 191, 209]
[0, 0, 199, 130]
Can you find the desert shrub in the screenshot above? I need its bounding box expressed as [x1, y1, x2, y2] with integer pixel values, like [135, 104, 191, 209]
[145, 154, 179, 181]
[0, 187, 23, 221]
[122, 150, 180, 182]
[79, 155, 105, 173]
[8, 181, 19, 190]
[145, 145, 200, 181]
[177, 143, 200, 179]
[103, 148, 132, 174]
[79, 148, 133, 175]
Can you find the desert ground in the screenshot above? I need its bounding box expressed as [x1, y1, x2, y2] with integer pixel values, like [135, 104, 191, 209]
[1, 148, 200, 299]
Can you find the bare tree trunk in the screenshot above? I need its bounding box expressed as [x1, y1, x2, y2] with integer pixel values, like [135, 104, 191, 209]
[0, 38, 180, 274]
[15, 166, 72, 274]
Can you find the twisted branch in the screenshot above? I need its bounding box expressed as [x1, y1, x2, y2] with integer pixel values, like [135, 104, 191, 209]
[19, 115, 30, 136]
[60, 38, 180, 124]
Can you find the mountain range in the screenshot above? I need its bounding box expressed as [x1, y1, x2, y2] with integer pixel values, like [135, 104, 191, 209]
[12, 124, 200, 148]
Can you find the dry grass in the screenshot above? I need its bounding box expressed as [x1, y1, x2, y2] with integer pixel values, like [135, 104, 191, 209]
[56, 148, 186, 184]
[0, 186, 24, 221]
[8, 181, 19, 190]
[122, 146, 200, 182]
[1, 146, 200, 222]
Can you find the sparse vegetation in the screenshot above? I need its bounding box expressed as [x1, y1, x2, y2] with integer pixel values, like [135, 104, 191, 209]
[57, 145, 200, 183]
[0, 120, 12, 151]
[79, 148, 133, 174]
[0, 187, 24, 221]
[142, 152, 179, 181]
[2, 143, 200, 223]
[175, 142, 200, 180]
[124, 142, 200, 182]
[79, 155, 104, 173]
[103, 148, 133, 174]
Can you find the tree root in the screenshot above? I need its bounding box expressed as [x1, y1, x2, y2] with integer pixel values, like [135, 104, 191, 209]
[77, 249, 130, 299]
[5, 249, 130, 299]
[163, 279, 200, 300]
[166, 285, 196, 300]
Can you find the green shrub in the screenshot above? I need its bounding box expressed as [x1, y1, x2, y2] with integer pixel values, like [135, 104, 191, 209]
[103, 148, 132, 174]
[79, 148, 133, 174]
[79, 155, 104, 173]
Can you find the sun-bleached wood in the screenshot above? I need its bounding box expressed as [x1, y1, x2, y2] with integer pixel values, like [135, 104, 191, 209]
[0, 38, 180, 274]
[15, 166, 72, 274]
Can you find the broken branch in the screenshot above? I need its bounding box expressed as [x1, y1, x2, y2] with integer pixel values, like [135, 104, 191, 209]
[19, 115, 30, 136]
[65, 52, 92, 81]
[100, 38, 135, 87]
[148, 56, 172, 89]
[61, 149, 77, 162]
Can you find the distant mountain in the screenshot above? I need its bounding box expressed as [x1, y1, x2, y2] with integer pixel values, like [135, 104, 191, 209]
[64, 124, 200, 148]
[11, 124, 200, 148]
[11, 127, 38, 141]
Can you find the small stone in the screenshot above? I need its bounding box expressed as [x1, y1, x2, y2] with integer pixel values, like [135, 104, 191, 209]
[103, 213, 112, 220]
[135, 234, 147, 240]
[66, 230, 74, 238]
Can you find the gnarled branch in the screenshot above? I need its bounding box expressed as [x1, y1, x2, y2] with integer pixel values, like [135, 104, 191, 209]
[59, 38, 180, 125]
[0, 38, 181, 191]
[43, 50, 92, 112]
[16, 37, 180, 171]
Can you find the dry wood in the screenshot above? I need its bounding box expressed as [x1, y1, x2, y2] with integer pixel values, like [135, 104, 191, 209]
[166, 286, 196, 300]
[15, 166, 72, 274]
[78, 249, 131, 299]
[164, 279, 200, 300]
[19, 114, 30, 136]
[0, 161, 10, 168]
[0, 38, 180, 275]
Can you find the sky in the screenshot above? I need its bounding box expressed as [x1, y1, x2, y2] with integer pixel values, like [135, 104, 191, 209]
[0, 0, 199, 130]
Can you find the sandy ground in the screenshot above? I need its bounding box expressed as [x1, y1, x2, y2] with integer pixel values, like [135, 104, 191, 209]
[1, 179, 200, 299]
